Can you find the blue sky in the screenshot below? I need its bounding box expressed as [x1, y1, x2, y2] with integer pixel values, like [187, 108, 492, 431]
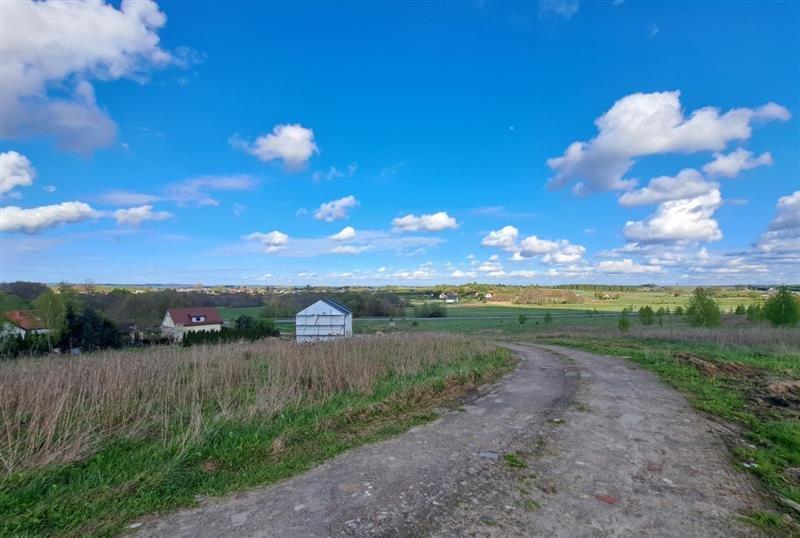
[1, 0, 798, 285]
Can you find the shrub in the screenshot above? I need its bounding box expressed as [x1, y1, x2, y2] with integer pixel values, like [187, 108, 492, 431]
[734, 304, 746, 315]
[518, 314, 527, 325]
[686, 287, 721, 328]
[618, 309, 630, 332]
[543, 312, 553, 325]
[182, 322, 279, 347]
[673, 306, 684, 316]
[414, 303, 447, 318]
[746, 303, 762, 321]
[763, 286, 800, 327]
[638, 306, 655, 326]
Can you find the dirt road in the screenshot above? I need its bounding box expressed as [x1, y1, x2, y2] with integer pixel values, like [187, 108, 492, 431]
[134, 344, 763, 537]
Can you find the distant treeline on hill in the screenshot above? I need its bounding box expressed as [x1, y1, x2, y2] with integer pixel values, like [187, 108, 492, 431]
[0, 282, 408, 328]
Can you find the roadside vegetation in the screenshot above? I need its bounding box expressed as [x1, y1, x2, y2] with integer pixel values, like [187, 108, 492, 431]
[0, 334, 511, 536]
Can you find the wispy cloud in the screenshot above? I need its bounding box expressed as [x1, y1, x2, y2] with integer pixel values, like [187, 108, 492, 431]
[98, 174, 259, 207]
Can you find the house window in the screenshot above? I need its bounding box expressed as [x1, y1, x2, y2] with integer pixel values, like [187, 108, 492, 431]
[191, 315, 206, 323]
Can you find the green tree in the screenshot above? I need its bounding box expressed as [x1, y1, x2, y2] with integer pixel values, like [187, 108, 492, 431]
[638, 306, 655, 326]
[33, 289, 65, 347]
[618, 309, 630, 332]
[686, 287, 721, 327]
[518, 314, 528, 325]
[673, 305, 684, 316]
[763, 286, 799, 327]
[746, 303, 762, 321]
[734, 304, 746, 315]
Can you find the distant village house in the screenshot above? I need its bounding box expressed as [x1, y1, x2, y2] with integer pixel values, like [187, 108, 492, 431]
[2, 310, 49, 338]
[161, 307, 223, 342]
[295, 299, 353, 342]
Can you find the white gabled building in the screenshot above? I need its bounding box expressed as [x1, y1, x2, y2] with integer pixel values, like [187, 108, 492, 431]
[161, 307, 223, 342]
[295, 299, 352, 342]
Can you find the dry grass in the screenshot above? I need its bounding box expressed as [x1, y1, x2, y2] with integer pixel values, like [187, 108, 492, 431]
[0, 333, 495, 475]
[528, 325, 800, 353]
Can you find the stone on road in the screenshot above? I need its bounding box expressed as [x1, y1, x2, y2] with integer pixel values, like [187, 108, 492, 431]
[135, 344, 763, 537]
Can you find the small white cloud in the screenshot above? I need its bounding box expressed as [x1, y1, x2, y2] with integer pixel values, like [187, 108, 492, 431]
[0, 201, 97, 233]
[43, 185, 57, 193]
[702, 148, 772, 178]
[331, 226, 356, 241]
[392, 211, 458, 232]
[648, 23, 659, 38]
[596, 259, 663, 274]
[244, 230, 290, 253]
[451, 270, 477, 278]
[1, 151, 36, 194]
[233, 124, 318, 169]
[481, 225, 519, 250]
[312, 163, 357, 182]
[330, 244, 368, 254]
[539, 0, 579, 19]
[233, 203, 246, 218]
[314, 195, 359, 222]
[112, 205, 172, 227]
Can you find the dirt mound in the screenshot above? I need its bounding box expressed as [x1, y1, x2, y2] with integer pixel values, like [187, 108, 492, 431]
[765, 380, 800, 408]
[674, 353, 761, 378]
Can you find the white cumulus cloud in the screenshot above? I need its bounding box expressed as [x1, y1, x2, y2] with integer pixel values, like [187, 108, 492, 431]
[244, 230, 289, 253]
[233, 124, 318, 169]
[331, 226, 356, 241]
[314, 195, 359, 222]
[1, 151, 36, 194]
[481, 225, 519, 250]
[623, 189, 723, 242]
[1, 0, 179, 153]
[546, 91, 790, 194]
[0, 201, 97, 233]
[392, 211, 459, 232]
[702, 148, 773, 178]
[112, 204, 172, 226]
[618, 168, 716, 207]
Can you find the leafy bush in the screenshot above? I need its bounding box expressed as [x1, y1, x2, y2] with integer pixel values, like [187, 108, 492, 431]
[638, 306, 655, 326]
[673, 305, 684, 316]
[686, 287, 721, 328]
[746, 303, 762, 321]
[734, 304, 747, 315]
[543, 312, 553, 325]
[763, 286, 799, 327]
[413, 303, 447, 318]
[0, 333, 50, 358]
[182, 320, 279, 347]
[518, 314, 527, 325]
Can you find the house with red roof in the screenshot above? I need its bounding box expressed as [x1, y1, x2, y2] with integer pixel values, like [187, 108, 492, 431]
[161, 307, 223, 342]
[2, 310, 49, 338]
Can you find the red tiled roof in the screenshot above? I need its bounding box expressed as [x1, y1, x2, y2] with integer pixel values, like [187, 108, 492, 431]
[4, 310, 46, 330]
[166, 307, 223, 327]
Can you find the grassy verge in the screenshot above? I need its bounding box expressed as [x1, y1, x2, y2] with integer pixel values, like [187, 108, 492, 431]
[0, 337, 513, 537]
[534, 336, 800, 534]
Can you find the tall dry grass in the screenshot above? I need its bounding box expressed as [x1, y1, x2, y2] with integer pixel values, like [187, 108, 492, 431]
[531, 325, 800, 352]
[0, 334, 496, 475]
